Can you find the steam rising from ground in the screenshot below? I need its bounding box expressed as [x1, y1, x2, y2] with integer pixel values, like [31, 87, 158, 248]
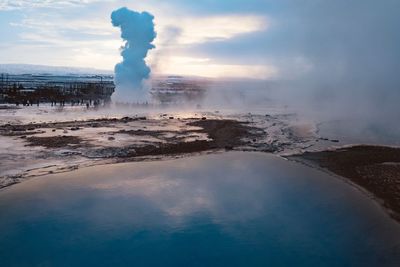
[106, 2, 400, 138]
[261, 0, 400, 122]
[111, 7, 156, 103]
[196, 0, 400, 124]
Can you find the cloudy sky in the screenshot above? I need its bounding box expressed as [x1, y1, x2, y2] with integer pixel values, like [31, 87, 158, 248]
[0, 0, 278, 78]
[0, 0, 399, 84]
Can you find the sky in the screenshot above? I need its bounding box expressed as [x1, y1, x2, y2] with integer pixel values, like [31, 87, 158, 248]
[0, 0, 277, 79]
[0, 0, 399, 91]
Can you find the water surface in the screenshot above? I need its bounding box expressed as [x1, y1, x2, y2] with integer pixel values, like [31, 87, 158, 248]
[0, 152, 400, 266]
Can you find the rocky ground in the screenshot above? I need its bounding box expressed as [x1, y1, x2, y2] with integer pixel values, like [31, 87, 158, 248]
[0, 111, 323, 188]
[292, 145, 400, 222]
[2, 107, 400, 224]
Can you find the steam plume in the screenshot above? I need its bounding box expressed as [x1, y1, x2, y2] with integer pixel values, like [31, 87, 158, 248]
[111, 7, 156, 102]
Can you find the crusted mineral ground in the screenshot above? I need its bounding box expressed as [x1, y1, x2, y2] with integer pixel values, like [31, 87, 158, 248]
[290, 145, 400, 222]
[2, 108, 400, 224]
[1, 111, 322, 188]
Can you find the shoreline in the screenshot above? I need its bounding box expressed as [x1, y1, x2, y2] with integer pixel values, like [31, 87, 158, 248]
[289, 145, 400, 222]
[0, 115, 269, 189]
[2, 111, 399, 224]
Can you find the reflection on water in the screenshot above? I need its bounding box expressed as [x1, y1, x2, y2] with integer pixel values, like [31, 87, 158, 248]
[0, 152, 400, 266]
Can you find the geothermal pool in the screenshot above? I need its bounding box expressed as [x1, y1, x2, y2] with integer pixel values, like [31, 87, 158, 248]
[0, 152, 400, 266]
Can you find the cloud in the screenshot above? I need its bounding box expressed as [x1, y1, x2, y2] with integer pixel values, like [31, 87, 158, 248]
[0, 0, 272, 78]
[166, 15, 268, 45]
[156, 56, 277, 79]
[11, 17, 116, 41]
[0, 0, 102, 10]
[11, 17, 114, 36]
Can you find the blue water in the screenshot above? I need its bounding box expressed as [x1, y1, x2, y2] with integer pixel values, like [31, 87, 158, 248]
[0, 152, 400, 266]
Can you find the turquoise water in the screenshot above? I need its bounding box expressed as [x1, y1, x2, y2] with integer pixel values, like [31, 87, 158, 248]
[0, 152, 400, 266]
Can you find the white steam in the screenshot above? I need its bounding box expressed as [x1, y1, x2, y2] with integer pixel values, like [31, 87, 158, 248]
[111, 7, 156, 103]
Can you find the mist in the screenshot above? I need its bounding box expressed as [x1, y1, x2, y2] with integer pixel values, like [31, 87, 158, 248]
[193, 0, 400, 143]
[185, 0, 399, 123]
[264, 0, 400, 121]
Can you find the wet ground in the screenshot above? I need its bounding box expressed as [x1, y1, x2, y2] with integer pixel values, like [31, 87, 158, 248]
[1, 105, 400, 225]
[292, 145, 400, 222]
[0, 105, 327, 189]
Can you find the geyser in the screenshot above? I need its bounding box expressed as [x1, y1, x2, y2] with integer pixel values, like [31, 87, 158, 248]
[111, 7, 156, 102]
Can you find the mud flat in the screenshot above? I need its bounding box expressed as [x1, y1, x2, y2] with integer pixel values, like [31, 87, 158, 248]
[291, 145, 400, 221]
[0, 109, 323, 189]
[0, 115, 271, 188]
[3, 118, 262, 155]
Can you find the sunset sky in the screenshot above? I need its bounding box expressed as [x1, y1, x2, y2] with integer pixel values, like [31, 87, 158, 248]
[0, 0, 277, 78]
[0, 0, 399, 84]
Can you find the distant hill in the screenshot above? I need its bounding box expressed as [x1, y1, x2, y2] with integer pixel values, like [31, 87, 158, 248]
[0, 64, 113, 75]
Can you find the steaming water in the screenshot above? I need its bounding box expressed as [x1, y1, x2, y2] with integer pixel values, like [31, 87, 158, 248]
[317, 119, 400, 146]
[0, 152, 400, 266]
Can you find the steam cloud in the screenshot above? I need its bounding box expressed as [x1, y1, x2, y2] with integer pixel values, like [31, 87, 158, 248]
[262, 0, 400, 121]
[111, 7, 156, 102]
[185, 0, 399, 122]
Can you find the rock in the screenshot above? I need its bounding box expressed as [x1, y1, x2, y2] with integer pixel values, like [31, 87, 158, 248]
[84, 147, 135, 158]
[59, 151, 81, 156]
[121, 116, 131, 123]
[12, 127, 25, 131]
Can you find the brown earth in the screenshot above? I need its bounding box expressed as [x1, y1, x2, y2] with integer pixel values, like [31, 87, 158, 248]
[295, 145, 400, 221]
[25, 135, 86, 148]
[4, 118, 262, 157]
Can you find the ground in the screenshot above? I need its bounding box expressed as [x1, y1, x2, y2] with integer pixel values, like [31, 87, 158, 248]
[292, 146, 400, 221]
[0, 106, 323, 188]
[1, 105, 400, 223]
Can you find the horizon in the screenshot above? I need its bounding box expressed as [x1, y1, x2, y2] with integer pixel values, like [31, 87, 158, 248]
[0, 63, 275, 82]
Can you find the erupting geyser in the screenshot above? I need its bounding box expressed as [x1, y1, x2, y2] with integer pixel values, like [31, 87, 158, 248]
[111, 7, 156, 102]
